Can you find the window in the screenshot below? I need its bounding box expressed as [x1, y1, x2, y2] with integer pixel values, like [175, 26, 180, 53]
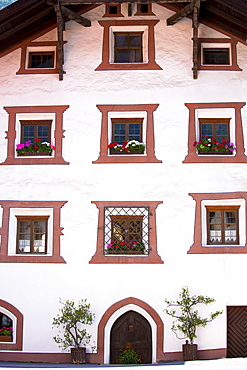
[104, 4, 123, 17]
[95, 20, 162, 71]
[93, 104, 161, 163]
[16, 217, 48, 254]
[0, 200, 66, 263]
[90, 201, 163, 263]
[0, 300, 23, 350]
[1, 106, 69, 165]
[114, 32, 143, 63]
[16, 41, 61, 75]
[188, 192, 247, 254]
[206, 207, 239, 245]
[203, 48, 229, 65]
[183, 102, 247, 163]
[197, 38, 242, 71]
[0, 313, 13, 342]
[105, 207, 149, 255]
[28, 51, 54, 69]
[134, 3, 155, 16]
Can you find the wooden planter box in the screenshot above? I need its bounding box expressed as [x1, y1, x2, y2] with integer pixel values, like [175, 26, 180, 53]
[109, 148, 145, 155]
[0, 336, 12, 342]
[17, 152, 52, 156]
[71, 347, 86, 364]
[198, 151, 233, 155]
[182, 343, 197, 361]
[107, 250, 145, 255]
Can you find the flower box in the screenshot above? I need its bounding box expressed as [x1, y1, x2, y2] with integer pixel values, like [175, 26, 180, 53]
[17, 152, 52, 156]
[109, 148, 144, 155]
[198, 151, 233, 155]
[106, 250, 145, 255]
[0, 335, 12, 342]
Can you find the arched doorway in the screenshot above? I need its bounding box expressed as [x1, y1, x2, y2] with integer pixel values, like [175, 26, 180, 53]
[110, 310, 152, 364]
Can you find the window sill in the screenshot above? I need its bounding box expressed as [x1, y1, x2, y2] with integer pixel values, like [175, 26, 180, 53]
[188, 245, 247, 254]
[96, 62, 161, 71]
[0, 255, 66, 263]
[197, 151, 233, 155]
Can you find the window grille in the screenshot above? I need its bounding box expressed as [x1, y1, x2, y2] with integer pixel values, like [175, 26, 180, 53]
[104, 206, 149, 255]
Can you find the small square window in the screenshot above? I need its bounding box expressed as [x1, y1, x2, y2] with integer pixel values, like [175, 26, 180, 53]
[16, 216, 48, 254]
[28, 52, 55, 69]
[20, 120, 51, 143]
[199, 119, 230, 143]
[206, 207, 239, 245]
[104, 3, 123, 17]
[203, 48, 229, 65]
[114, 32, 143, 63]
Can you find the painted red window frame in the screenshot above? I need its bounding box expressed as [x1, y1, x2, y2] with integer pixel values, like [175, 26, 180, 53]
[188, 192, 247, 254]
[16, 42, 61, 75]
[1, 106, 69, 165]
[90, 201, 163, 264]
[183, 102, 247, 163]
[93, 104, 161, 164]
[103, 4, 123, 17]
[95, 19, 162, 71]
[0, 300, 23, 351]
[134, 4, 155, 16]
[198, 38, 242, 71]
[0, 200, 67, 263]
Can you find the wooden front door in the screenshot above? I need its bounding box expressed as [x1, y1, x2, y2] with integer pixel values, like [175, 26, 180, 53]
[110, 310, 152, 364]
[227, 306, 247, 357]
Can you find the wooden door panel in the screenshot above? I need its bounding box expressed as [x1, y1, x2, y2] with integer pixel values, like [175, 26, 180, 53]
[110, 310, 152, 364]
[227, 306, 247, 357]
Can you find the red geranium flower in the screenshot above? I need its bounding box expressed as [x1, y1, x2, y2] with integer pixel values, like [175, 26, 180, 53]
[34, 138, 41, 142]
[108, 142, 118, 148]
[34, 146, 39, 149]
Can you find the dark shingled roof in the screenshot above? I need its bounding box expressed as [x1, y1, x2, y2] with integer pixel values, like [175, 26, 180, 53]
[0, 0, 246, 57]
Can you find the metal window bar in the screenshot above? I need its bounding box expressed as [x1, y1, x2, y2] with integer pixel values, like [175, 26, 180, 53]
[104, 206, 149, 255]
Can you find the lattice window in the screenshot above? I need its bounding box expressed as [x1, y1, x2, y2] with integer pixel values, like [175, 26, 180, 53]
[104, 207, 149, 255]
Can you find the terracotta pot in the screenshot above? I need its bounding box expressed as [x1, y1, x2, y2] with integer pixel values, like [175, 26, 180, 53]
[182, 343, 198, 361]
[71, 347, 86, 364]
[0, 336, 12, 342]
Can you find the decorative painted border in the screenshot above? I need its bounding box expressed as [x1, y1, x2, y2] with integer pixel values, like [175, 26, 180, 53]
[188, 192, 247, 254]
[0, 200, 67, 263]
[93, 104, 162, 164]
[90, 201, 163, 264]
[95, 19, 162, 71]
[1, 106, 69, 165]
[183, 102, 247, 163]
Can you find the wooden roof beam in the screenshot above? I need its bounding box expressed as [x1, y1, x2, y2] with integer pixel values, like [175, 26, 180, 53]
[167, 1, 196, 25]
[192, 0, 200, 79]
[54, 1, 65, 81]
[48, 0, 207, 4]
[61, 5, 91, 26]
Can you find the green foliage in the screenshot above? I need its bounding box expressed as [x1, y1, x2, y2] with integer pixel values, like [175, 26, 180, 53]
[118, 346, 141, 364]
[164, 287, 222, 344]
[52, 299, 95, 350]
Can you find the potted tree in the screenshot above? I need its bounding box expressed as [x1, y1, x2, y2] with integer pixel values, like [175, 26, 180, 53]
[164, 287, 222, 361]
[52, 299, 95, 364]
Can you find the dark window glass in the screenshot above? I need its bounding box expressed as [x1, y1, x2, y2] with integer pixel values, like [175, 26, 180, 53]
[109, 5, 118, 14]
[203, 49, 229, 65]
[199, 118, 230, 143]
[114, 32, 143, 63]
[28, 52, 54, 68]
[20, 120, 51, 144]
[140, 4, 149, 13]
[112, 118, 143, 144]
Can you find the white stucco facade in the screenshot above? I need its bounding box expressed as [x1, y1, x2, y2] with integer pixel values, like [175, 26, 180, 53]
[0, 2, 247, 363]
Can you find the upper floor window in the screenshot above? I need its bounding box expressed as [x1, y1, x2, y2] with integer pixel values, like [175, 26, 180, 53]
[188, 192, 247, 254]
[90, 201, 163, 264]
[206, 206, 239, 245]
[197, 38, 242, 71]
[16, 217, 48, 254]
[183, 102, 247, 163]
[93, 104, 161, 163]
[104, 4, 123, 17]
[28, 51, 55, 69]
[1, 106, 69, 165]
[105, 207, 149, 255]
[114, 32, 143, 63]
[203, 48, 229, 65]
[95, 20, 161, 71]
